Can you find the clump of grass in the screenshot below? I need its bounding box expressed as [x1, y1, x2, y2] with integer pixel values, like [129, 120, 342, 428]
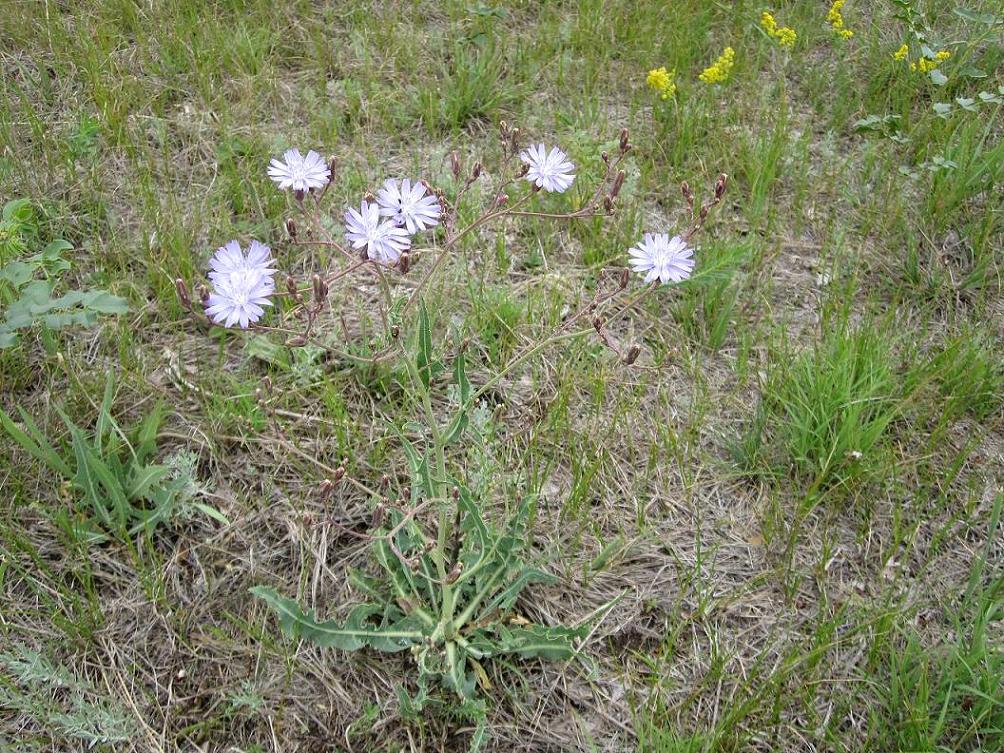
[912, 327, 1004, 423]
[746, 321, 902, 487]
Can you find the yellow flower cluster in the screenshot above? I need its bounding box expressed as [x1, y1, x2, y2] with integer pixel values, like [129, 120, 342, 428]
[646, 66, 677, 100]
[892, 44, 909, 61]
[760, 11, 797, 48]
[699, 47, 735, 85]
[827, 0, 854, 40]
[911, 50, 950, 72]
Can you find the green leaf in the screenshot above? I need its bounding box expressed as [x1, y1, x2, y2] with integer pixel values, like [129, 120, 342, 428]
[956, 97, 978, 111]
[66, 419, 131, 530]
[2, 198, 32, 223]
[416, 299, 434, 389]
[492, 623, 586, 660]
[444, 349, 473, 444]
[95, 372, 115, 454]
[244, 335, 291, 369]
[0, 407, 73, 477]
[250, 586, 423, 652]
[188, 501, 230, 526]
[953, 8, 1000, 25]
[929, 69, 948, 86]
[933, 102, 954, 118]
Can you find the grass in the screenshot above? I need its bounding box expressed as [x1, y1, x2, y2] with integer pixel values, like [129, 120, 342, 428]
[1, 0, 1002, 750]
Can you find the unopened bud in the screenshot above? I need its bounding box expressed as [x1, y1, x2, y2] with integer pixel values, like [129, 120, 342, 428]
[381, 474, 391, 487]
[312, 274, 327, 303]
[517, 163, 529, 178]
[619, 267, 630, 289]
[261, 376, 272, 393]
[333, 466, 346, 481]
[175, 278, 191, 308]
[197, 284, 210, 304]
[452, 486, 460, 500]
[592, 316, 604, 332]
[399, 252, 410, 274]
[601, 151, 610, 164]
[610, 170, 625, 198]
[318, 479, 334, 498]
[700, 205, 710, 220]
[494, 192, 509, 208]
[715, 173, 728, 199]
[681, 181, 692, 201]
[619, 128, 630, 152]
[371, 503, 386, 529]
[450, 151, 461, 180]
[293, 189, 305, 202]
[603, 196, 613, 212]
[471, 161, 482, 179]
[391, 324, 400, 339]
[446, 561, 464, 584]
[286, 335, 307, 346]
[286, 275, 298, 297]
[327, 156, 337, 179]
[624, 343, 642, 365]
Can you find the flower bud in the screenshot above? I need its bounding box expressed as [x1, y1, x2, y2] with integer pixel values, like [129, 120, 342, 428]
[197, 284, 210, 304]
[286, 335, 307, 347]
[334, 466, 346, 481]
[399, 252, 410, 274]
[391, 324, 400, 339]
[175, 278, 191, 308]
[471, 161, 482, 180]
[624, 343, 642, 365]
[715, 173, 729, 199]
[310, 274, 323, 301]
[318, 479, 334, 498]
[371, 503, 386, 530]
[601, 151, 610, 164]
[286, 275, 298, 297]
[619, 267, 630, 289]
[494, 192, 509, 208]
[294, 189, 305, 202]
[364, 191, 376, 203]
[450, 151, 461, 180]
[619, 128, 631, 153]
[286, 218, 297, 239]
[592, 315, 604, 332]
[610, 170, 626, 199]
[603, 196, 613, 213]
[327, 156, 338, 179]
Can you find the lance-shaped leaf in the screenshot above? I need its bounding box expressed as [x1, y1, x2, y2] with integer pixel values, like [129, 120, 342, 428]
[250, 586, 423, 652]
[444, 348, 473, 444]
[415, 299, 440, 388]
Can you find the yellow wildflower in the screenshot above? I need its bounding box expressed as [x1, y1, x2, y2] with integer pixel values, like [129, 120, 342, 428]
[892, 44, 909, 61]
[827, 0, 854, 39]
[761, 10, 797, 48]
[777, 27, 797, 47]
[761, 11, 778, 35]
[699, 47, 735, 85]
[646, 66, 677, 100]
[935, 50, 951, 62]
